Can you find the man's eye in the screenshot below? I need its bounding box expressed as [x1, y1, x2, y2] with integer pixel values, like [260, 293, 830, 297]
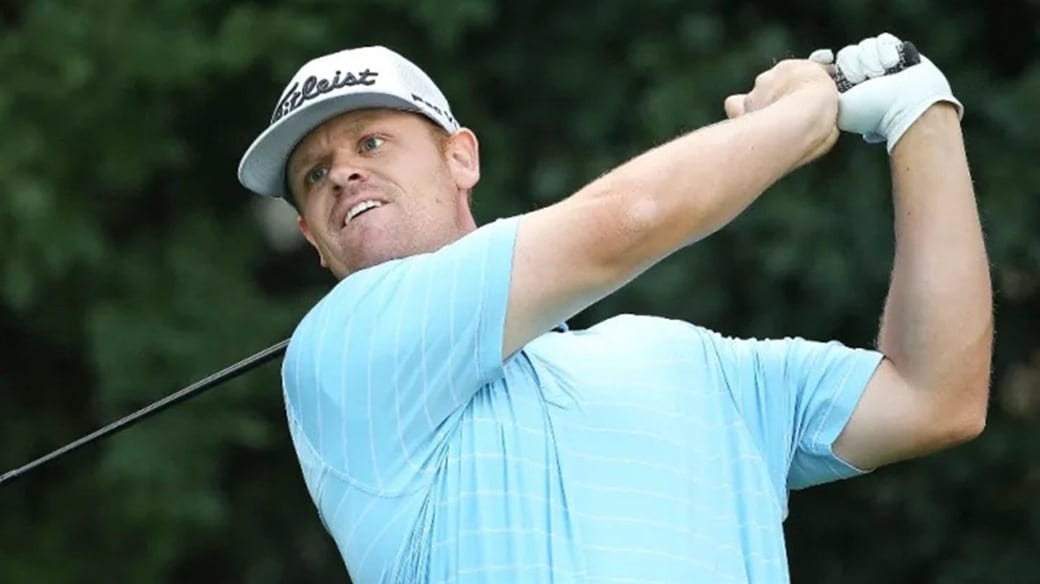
[359, 136, 385, 153]
[305, 167, 327, 186]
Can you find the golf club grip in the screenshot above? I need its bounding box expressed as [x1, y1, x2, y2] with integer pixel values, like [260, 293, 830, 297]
[834, 41, 921, 93]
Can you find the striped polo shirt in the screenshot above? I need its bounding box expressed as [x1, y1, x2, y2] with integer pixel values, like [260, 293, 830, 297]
[282, 216, 883, 583]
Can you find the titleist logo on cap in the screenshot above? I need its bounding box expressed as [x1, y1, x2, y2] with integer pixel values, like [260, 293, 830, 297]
[270, 69, 379, 124]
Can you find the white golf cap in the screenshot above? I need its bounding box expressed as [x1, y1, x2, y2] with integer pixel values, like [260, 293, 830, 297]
[237, 45, 460, 197]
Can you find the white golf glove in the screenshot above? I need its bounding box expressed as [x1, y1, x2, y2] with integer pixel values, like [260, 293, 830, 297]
[809, 33, 963, 153]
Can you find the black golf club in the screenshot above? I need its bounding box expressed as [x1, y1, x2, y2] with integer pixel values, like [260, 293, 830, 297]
[1, 338, 290, 487]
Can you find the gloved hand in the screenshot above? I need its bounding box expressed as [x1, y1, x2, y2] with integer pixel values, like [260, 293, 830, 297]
[808, 33, 963, 153]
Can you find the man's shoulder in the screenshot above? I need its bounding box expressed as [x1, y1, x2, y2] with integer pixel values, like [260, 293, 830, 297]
[286, 261, 408, 349]
[294, 217, 523, 334]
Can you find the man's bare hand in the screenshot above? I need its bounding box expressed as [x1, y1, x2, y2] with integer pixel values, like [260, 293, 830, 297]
[724, 59, 840, 167]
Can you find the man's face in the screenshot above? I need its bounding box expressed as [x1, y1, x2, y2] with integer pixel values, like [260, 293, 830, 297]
[287, 109, 480, 279]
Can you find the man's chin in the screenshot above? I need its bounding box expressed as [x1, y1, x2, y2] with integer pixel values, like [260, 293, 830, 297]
[336, 233, 463, 278]
[337, 248, 406, 279]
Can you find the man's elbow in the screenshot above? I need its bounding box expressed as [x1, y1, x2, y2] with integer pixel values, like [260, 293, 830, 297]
[929, 383, 989, 449]
[962, 396, 989, 440]
[943, 408, 987, 447]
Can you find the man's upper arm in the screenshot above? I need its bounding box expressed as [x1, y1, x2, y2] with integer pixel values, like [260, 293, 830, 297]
[505, 95, 844, 359]
[506, 190, 656, 359]
[832, 358, 954, 470]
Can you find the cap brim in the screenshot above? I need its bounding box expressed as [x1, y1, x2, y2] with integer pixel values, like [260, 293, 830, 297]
[237, 92, 424, 197]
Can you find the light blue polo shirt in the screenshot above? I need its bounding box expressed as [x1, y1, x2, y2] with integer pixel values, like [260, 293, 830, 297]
[282, 216, 883, 583]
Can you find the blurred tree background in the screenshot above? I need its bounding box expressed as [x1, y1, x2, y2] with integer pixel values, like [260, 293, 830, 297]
[1, 0, 1037, 582]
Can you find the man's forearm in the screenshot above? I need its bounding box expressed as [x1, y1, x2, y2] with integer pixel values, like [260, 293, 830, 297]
[503, 82, 837, 358]
[879, 104, 992, 434]
[575, 89, 836, 270]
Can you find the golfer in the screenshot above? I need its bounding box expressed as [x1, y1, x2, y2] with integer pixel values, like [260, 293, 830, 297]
[237, 32, 991, 583]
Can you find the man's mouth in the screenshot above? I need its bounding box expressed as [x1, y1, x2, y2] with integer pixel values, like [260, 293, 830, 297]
[344, 200, 386, 226]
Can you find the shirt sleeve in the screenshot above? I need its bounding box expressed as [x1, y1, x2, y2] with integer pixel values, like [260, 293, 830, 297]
[701, 331, 884, 492]
[282, 216, 519, 494]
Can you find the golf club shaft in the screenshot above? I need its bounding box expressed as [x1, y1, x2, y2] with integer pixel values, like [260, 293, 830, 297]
[1, 338, 290, 487]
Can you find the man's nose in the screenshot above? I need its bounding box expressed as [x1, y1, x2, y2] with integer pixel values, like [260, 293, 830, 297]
[328, 159, 366, 191]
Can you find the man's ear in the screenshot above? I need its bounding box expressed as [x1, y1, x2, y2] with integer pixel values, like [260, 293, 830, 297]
[445, 129, 480, 191]
[297, 216, 327, 268]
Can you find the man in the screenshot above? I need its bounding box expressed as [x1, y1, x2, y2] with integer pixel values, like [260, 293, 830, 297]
[237, 33, 991, 583]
